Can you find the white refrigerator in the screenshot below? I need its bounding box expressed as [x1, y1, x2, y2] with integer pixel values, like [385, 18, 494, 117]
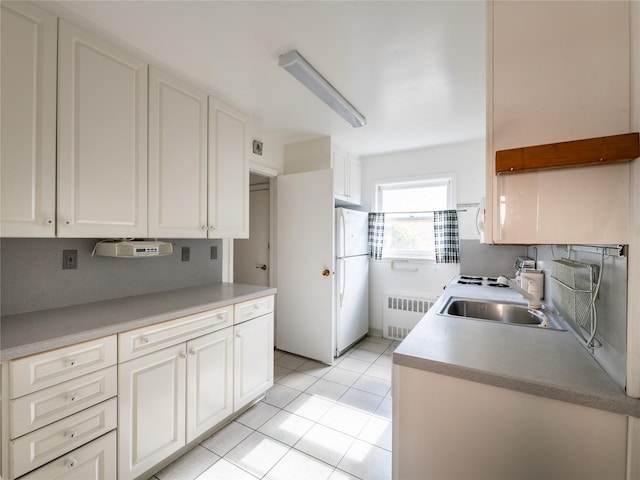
[335, 207, 369, 356]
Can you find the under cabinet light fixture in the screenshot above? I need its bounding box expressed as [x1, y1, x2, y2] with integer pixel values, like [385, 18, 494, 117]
[278, 50, 366, 128]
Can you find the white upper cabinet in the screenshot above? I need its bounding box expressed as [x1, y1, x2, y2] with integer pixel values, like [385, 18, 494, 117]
[333, 148, 361, 205]
[487, 1, 631, 244]
[57, 20, 148, 238]
[208, 98, 249, 238]
[148, 68, 208, 238]
[284, 137, 362, 206]
[1, 2, 57, 237]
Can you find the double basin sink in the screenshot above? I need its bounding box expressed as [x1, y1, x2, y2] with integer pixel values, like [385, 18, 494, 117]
[439, 297, 566, 331]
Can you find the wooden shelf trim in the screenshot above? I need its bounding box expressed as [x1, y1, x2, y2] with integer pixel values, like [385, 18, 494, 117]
[496, 132, 640, 174]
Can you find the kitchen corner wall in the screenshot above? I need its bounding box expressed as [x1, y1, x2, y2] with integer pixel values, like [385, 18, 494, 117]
[528, 245, 628, 390]
[0, 238, 223, 316]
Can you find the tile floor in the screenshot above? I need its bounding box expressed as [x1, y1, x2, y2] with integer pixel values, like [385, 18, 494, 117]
[149, 336, 398, 480]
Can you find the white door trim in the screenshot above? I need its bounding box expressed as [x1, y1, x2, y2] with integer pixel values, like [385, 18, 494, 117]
[222, 162, 278, 284]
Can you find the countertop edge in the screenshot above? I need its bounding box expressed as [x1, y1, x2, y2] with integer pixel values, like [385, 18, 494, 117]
[1, 284, 276, 362]
[394, 349, 640, 419]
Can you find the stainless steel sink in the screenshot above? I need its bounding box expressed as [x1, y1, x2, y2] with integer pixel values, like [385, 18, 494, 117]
[439, 297, 566, 330]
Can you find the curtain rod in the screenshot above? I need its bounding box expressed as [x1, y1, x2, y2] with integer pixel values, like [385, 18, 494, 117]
[371, 209, 467, 215]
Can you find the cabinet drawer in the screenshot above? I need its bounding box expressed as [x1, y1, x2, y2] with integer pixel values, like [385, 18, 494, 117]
[10, 366, 117, 438]
[119, 305, 233, 362]
[9, 336, 117, 399]
[234, 295, 274, 324]
[18, 430, 116, 480]
[10, 398, 117, 479]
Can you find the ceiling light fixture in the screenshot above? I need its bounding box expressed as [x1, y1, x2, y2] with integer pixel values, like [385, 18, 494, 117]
[279, 50, 366, 128]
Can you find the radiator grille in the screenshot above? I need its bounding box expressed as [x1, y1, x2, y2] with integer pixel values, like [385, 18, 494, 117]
[383, 294, 437, 341]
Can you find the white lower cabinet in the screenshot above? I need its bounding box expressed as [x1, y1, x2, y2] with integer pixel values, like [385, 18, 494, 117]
[186, 328, 233, 442]
[118, 327, 234, 480]
[118, 343, 186, 480]
[234, 313, 274, 411]
[19, 430, 116, 480]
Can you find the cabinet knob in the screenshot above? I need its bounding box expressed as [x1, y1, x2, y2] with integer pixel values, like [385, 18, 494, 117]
[45, 219, 53, 225]
[66, 430, 77, 440]
[67, 359, 78, 368]
[209, 225, 215, 230]
[66, 457, 77, 469]
[142, 337, 150, 344]
[322, 269, 331, 277]
[68, 393, 78, 402]
[180, 353, 187, 359]
[64, 220, 71, 225]
[202, 225, 208, 230]
[189, 349, 196, 356]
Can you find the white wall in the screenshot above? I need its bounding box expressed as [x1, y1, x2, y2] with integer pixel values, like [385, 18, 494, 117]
[361, 139, 485, 333]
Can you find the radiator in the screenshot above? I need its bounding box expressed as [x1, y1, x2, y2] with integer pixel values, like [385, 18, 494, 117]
[382, 293, 437, 340]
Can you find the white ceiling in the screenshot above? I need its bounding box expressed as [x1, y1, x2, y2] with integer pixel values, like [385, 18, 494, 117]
[48, 1, 486, 157]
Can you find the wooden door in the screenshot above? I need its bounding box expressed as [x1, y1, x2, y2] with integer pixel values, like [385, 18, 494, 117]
[276, 170, 335, 364]
[1, 2, 57, 237]
[208, 98, 248, 238]
[186, 328, 233, 442]
[57, 21, 148, 238]
[118, 344, 186, 480]
[148, 67, 208, 238]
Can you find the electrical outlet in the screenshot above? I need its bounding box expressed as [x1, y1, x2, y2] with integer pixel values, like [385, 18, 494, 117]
[211, 246, 218, 260]
[63, 250, 77, 269]
[182, 246, 190, 262]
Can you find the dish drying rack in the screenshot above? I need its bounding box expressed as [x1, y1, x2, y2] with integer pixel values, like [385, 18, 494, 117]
[550, 258, 602, 350]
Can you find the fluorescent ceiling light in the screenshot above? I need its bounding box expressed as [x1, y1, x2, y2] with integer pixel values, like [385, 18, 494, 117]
[279, 50, 366, 128]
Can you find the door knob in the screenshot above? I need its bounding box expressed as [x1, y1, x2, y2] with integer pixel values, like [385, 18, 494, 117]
[322, 269, 331, 277]
[256, 264, 268, 271]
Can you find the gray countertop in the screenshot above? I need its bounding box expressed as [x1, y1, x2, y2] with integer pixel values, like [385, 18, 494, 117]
[1, 283, 276, 361]
[393, 280, 640, 418]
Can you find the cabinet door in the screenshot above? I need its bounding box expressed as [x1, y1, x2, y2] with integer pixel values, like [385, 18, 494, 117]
[233, 314, 274, 411]
[118, 344, 186, 480]
[148, 68, 208, 238]
[208, 98, 249, 238]
[0, 2, 57, 237]
[186, 328, 233, 442]
[333, 148, 348, 200]
[57, 21, 148, 238]
[347, 154, 362, 205]
[489, 1, 630, 244]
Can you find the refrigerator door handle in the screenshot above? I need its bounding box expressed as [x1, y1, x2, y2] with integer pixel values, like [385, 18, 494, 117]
[339, 258, 346, 307]
[339, 211, 346, 257]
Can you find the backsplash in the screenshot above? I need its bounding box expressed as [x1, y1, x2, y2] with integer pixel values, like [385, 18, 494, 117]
[528, 245, 628, 390]
[0, 238, 223, 316]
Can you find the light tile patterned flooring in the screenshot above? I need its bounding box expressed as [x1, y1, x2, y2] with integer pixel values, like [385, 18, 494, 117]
[148, 336, 398, 480]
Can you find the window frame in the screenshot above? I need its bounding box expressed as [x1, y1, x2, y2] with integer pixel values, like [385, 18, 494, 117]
[375, 174, 456, 261]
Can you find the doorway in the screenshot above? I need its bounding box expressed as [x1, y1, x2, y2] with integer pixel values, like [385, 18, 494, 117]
[233, 173, 273, 286]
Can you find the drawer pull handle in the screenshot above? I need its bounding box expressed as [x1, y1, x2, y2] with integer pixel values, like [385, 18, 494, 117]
[68, 393, 78, 402]
[67, 359, 78, 368]
[66, 457, 77, 469]
[66, 430, 77, 439]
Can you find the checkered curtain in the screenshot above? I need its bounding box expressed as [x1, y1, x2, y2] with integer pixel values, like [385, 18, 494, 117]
[368, 212, 385, 260]
[434, 210, 460, 263]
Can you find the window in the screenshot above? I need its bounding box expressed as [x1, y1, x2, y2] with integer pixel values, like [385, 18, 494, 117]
[376, 176, 454, 260]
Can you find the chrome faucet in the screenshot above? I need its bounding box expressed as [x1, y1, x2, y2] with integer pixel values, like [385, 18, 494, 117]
[497, 270, 544, 309]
